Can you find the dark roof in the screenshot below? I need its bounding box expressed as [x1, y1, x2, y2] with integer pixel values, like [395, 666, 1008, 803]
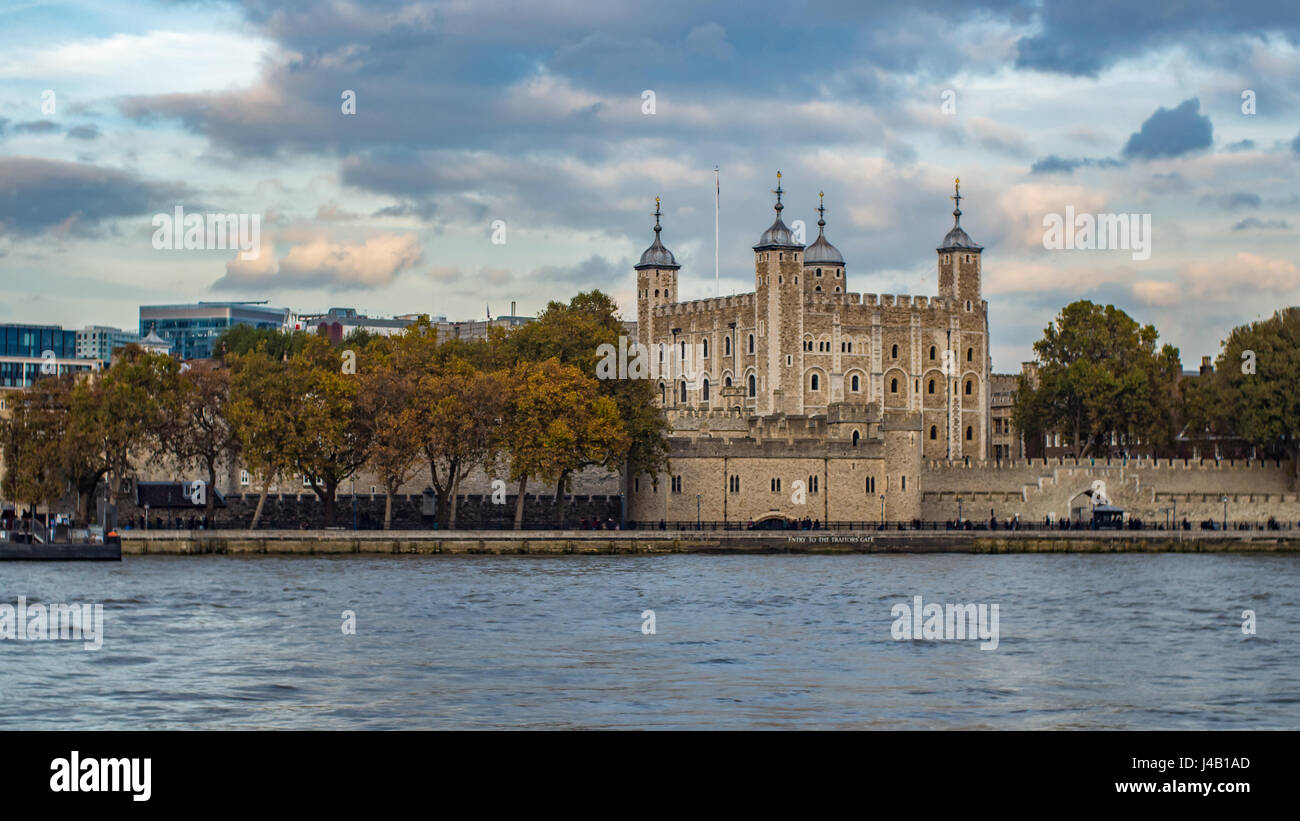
[135, 481, 227, 509]
[938, 225, 982, 252]
[635, 235, 679, 269]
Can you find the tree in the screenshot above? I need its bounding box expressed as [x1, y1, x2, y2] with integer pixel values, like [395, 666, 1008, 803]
[228, 348, 298, 529]
[415, 360, 508, 529]
[284, 336, 372, 526]
[499, 358, 629, 529]
[505, 290, 669, 516]
[161, 361, 238, 527]
[357, 335, 424, 529]
[1014, 300, 1181, 458]
[1192, 308, 1300, 485]
[0, 377, 69, 528]
[214, 325, 305, 360]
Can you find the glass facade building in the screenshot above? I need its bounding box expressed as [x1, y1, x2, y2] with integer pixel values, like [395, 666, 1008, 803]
[139, 301, 290, 360]
[0, 323, 96, 388]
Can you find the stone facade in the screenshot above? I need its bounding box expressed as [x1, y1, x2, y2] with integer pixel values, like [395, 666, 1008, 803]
[629, 175, 985, 523]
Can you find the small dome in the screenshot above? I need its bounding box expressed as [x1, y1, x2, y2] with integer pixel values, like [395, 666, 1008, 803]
[754, 215, 803, 250]
[635, 199, 680, 270]
[939, 225, 981, 251]
[804, 194, 843, 265]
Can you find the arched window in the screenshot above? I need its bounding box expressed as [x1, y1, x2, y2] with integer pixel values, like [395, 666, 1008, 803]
[748, 334, 755, 354]
[680, 381, 687, 402]
[929, 345, 936, 360]
[724, 375, 732, 387]
[810, 373, 820, 391]
[814, 285, 822, 292]
[659, 383, 666, 403]
[816, 268, 822, 277]
[680, 341, 687, 361]
[748, 374, 756, 397]
[966, 347, 973, 362]
[658, 344, 664, 363]
[891, 344, 899, 359]
[724, 336, 731, 356]
[834, 287, 840, 292]
[702, 378, 710, 401]
[929, 425, 937, 440]
[702, 338, 709, 358]
[852, 430, 860, 446]
[654, 289, 659, 297]
[928, 379, 935, 394]
[964, 380, 973, 396]
[890, 378, 898, 393]
[966, 426, 973, 441]
[851, 374, 860, 392]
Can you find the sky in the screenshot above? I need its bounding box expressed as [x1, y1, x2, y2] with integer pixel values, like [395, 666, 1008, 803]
[1, 0, 1298, 372]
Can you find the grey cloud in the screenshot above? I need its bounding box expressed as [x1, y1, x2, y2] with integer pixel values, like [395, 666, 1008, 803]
[1232, 217, 1289, 230]
[1029, 155, 1123, 175]
[65, 124, 101, 141]
[1121, 98, 1213, 161]
[12, 120, 60, 135]
[0, 156, 189, 236]
[1202, 192, 1261, 210]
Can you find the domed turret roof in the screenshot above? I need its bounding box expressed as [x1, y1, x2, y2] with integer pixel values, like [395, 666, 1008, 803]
[803, 192, 844, 266]
[753, 171, 805, 251]
[634, 198, 680, 270]
[937, 177, 983, 252]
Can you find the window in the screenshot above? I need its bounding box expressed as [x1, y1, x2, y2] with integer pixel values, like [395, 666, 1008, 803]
[866, 476, 876, 494]
[928, 379, 935, 394]
[966, 426, 973, 441]
[725, 336, 731, 356]
[748, 334, 755, 354]
[786, 355, 793, 366]
[671, 476, 683, 493]
[659, 382, 666, 404]
[635, 478, 640, 493]
[851, 374, 860, 392]
[967, 347, 973, 362]
[729, 475, 740, 493]
[816, 268, 822, 277]
[891, 344, 899, 358]
[965, 380, 973, 396]
[240, 470, 251, 486]
[810, 373, 820, 391]
[771, 478, 781, 492]
[902, 476, 906, 490]
[814, 285, 822, 292]
[807, 475, 820, 493]
[702, 378, 710, 400]
[703, 338, 709, 358]
[929, 345, 936, 360]
[852, 430, 860, 446]
[890, 378, 898, 393]
[965, 300, 972, 312]
[680, 381, 687, 402]
[655, 289, 659, 297]
[748, 374, 756, 397]
[930, 425, 937, 440]
[724, 375, 732, 387]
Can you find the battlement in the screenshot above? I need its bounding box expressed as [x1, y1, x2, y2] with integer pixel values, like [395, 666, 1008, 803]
[665, 435, 885, 460]
[926, 457, 1293, 472]
[652, 293, 756, 318]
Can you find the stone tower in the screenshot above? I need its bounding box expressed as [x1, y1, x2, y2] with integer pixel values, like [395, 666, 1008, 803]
[751, 172, 805, 416]
[635, 197, 680, 367]
[936, 178, 982, 309]
[802, 191, 846, 298]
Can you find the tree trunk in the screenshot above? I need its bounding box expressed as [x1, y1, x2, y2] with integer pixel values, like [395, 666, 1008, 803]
[322, 479, 338, 526]
[384, 490, 393, 531]
[205, 459, 217, 528]
[251, 479, 268, 530]
[554, 472, 568, 529]
[449, 472, 460, 530]
[513, 474, 528, 530]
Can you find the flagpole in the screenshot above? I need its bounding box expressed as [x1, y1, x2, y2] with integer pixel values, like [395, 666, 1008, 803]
[714, 165, 720, 298]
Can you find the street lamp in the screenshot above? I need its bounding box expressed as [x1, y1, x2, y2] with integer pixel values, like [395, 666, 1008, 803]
[957, 497, 963, 527]
[1221, 495, 1228, 532]
[696, 494, 701, 530]
[879, 494, 885, 528]
[352, 476, 358, 531]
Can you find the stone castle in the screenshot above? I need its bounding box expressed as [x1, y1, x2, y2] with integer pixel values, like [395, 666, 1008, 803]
[629, 173, 989, 524]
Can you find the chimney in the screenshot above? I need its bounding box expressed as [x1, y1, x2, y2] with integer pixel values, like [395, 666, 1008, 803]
[1200, 356, 1212, 376]
[511, 301, 517, 317]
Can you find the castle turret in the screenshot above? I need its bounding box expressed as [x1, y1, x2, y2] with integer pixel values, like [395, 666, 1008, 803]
[936, 178, 982, 308]
[803, 191, 845, 296]
[752, 171, 805, 416]
[635, 197, 680, 358]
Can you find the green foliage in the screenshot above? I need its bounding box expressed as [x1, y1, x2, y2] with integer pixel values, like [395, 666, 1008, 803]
[214, 325, 306, 360]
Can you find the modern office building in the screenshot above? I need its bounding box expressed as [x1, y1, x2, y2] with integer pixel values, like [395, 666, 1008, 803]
[431, 302, 534, 342]
[76, 326, 144, 365]
[139, 301, 290, 360]
[0, 323, 98, 389]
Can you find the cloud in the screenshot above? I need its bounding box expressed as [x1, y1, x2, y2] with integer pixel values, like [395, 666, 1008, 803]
[1131, 280, 1180, 307]
[1232, 217, 1290, 231]
[0, 156, 188, 236]
[1029, 155, 1123, 175]
[65, 124, 101, 141]
[11, 120, 60, 135]
[213, 232, 423, 290]
[315, 201, 359, 221]
[1121, 98, 1213, 161]
[1293, 130, 1300, 155]
[967, 116, 1031, 158]
[1177, 252, 1300, 299]
[1226, 139, 1256, 152]
[1201, 191, 1260, 210]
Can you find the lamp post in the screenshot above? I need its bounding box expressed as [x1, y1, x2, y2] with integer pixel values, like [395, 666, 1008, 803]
[352, 476, 358, 531]
[957, 497, 963, 527]
[879, 494, 885, 528]
[1221, 495, 1228, 532]
[696, 494, 701, 530]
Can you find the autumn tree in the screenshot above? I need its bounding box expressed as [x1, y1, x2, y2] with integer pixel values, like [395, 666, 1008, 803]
[226, 348, 297, 528]
[0, 376, 70, 528]
[284, 335, 372, 526]
[1013, 300, 1181, 458]
[357, 335, 425, 529]
[160, 361, 239, 527]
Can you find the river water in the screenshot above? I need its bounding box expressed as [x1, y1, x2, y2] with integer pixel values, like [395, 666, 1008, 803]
[2, 554, 1297, 729]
